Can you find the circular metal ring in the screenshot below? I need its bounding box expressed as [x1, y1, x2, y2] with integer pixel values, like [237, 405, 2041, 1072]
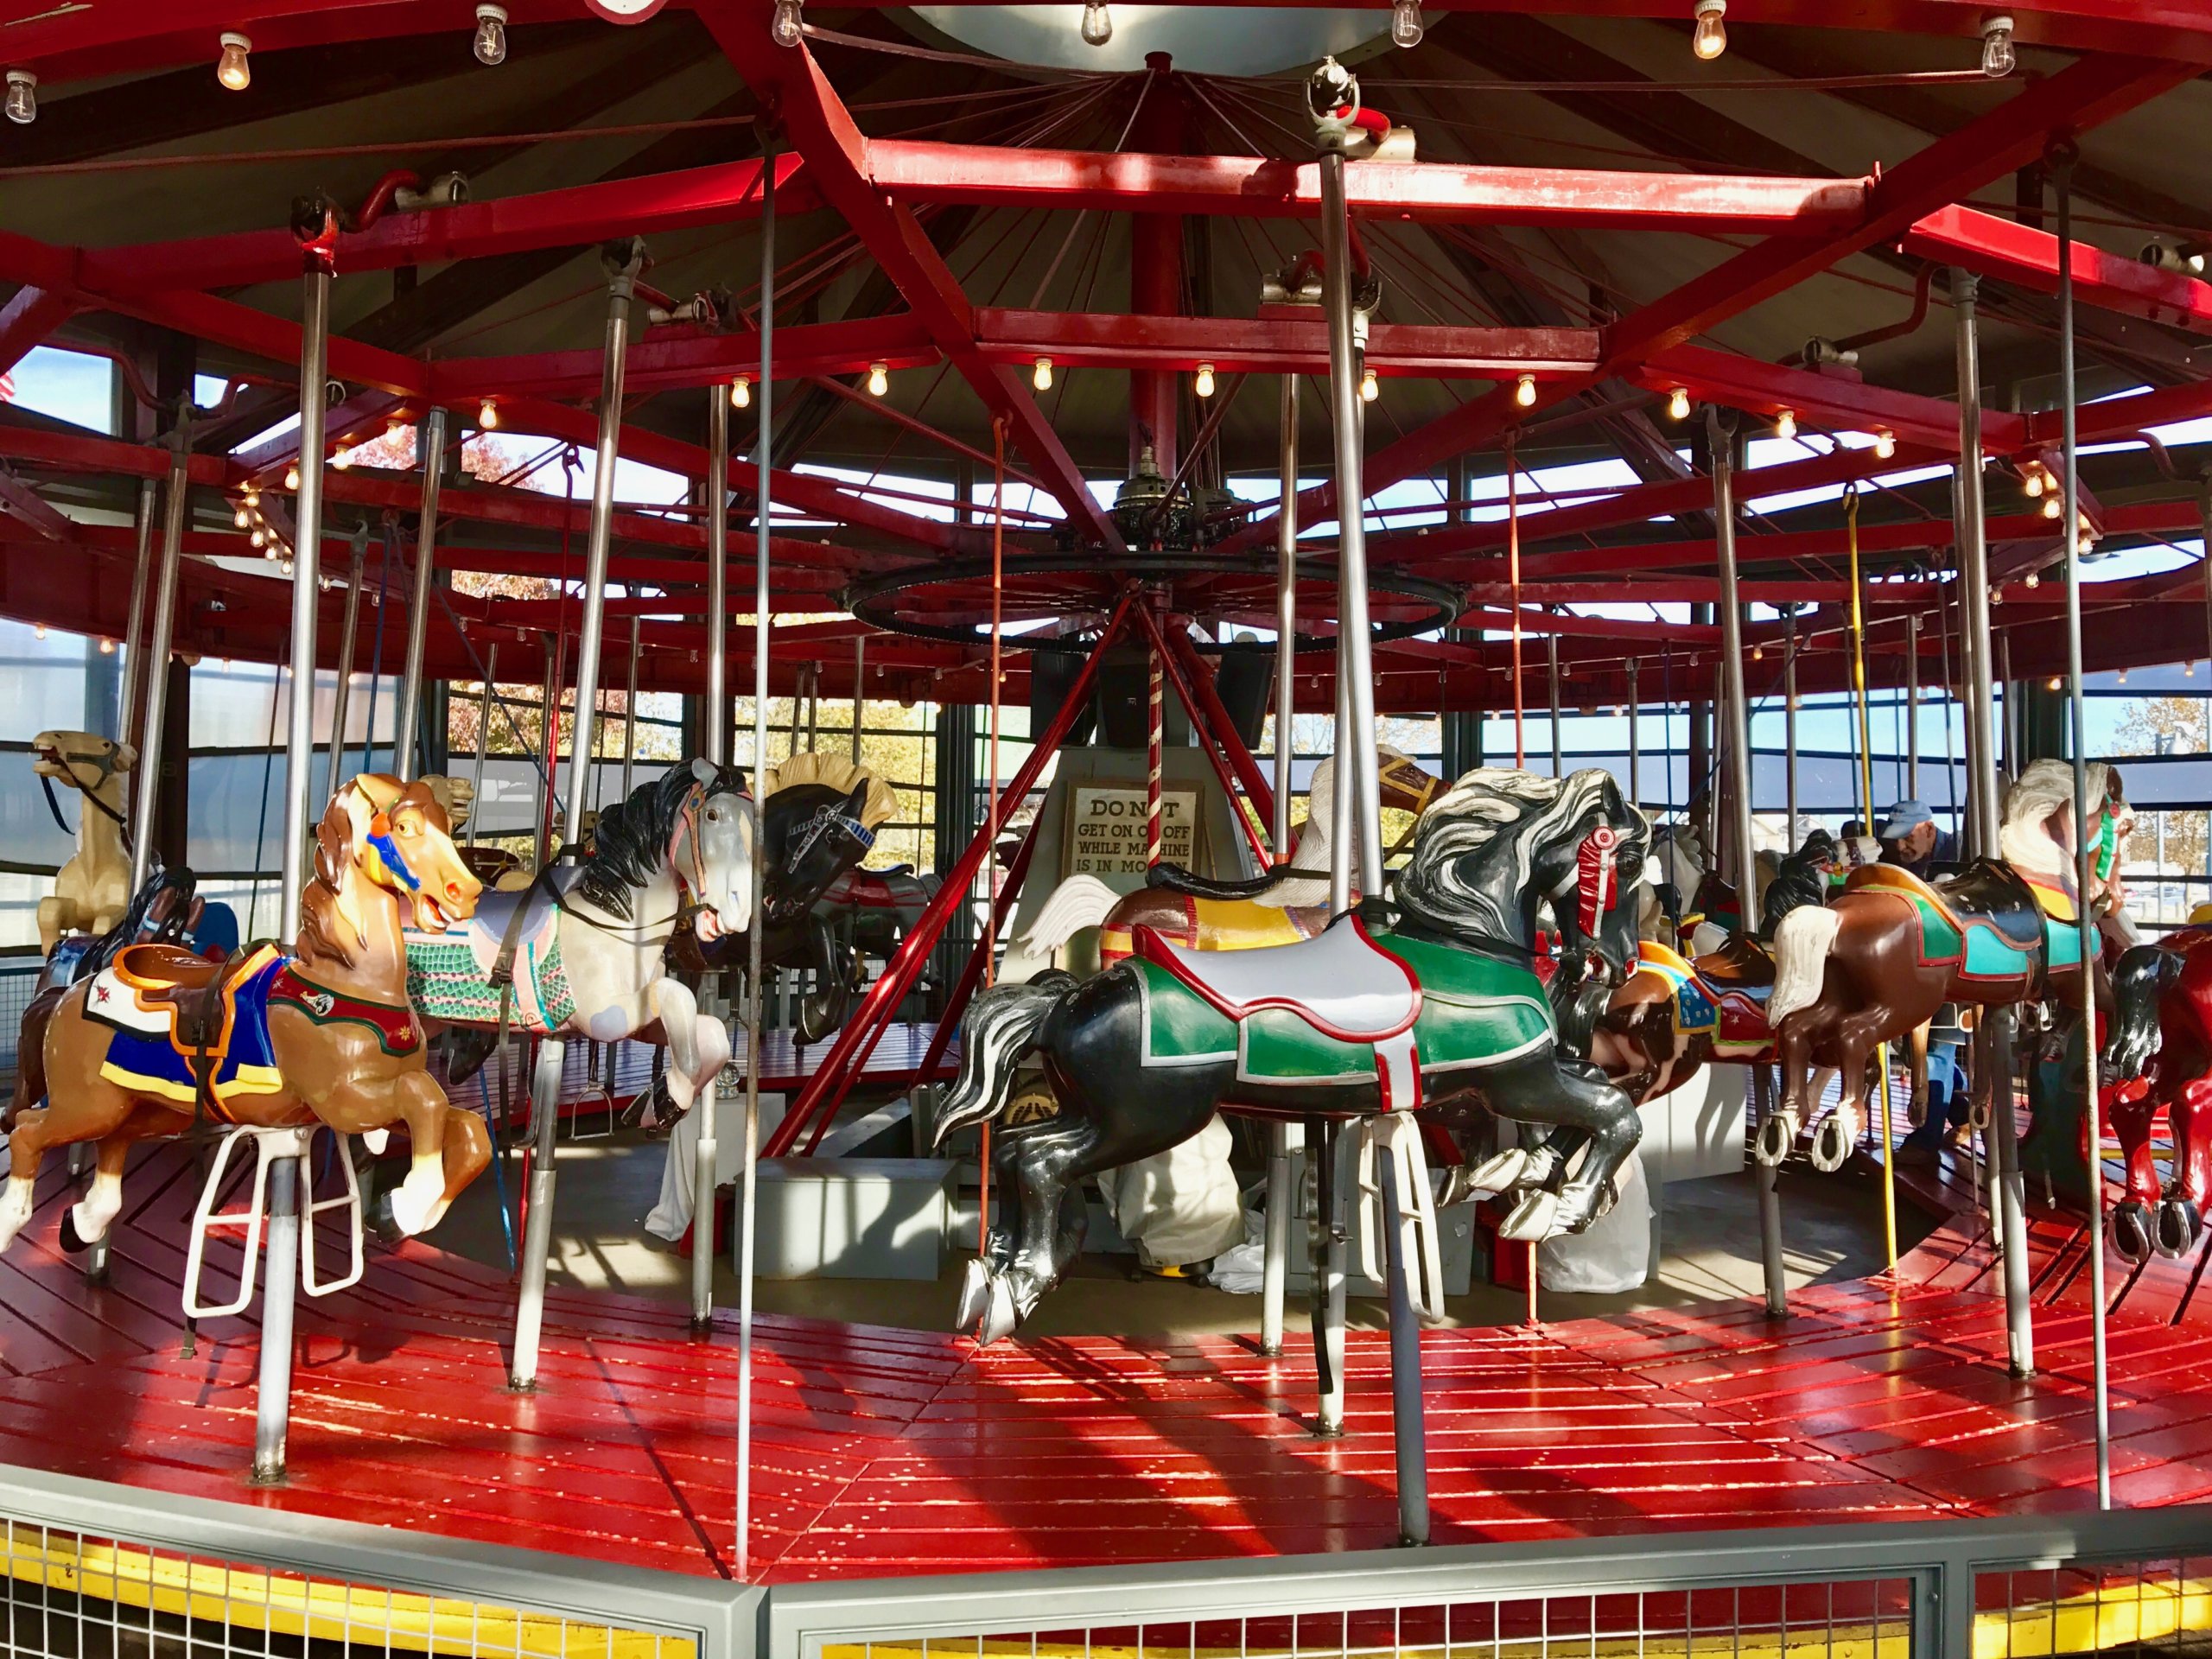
[843, 552, 1463, 653]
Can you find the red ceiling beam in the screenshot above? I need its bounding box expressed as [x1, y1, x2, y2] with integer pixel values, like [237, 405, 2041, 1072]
[1905, 203, 2212, 334]
[708, 18, 1123, 551]
[432, 314, 935, 402]
[863, 140, 1872, 234]
[0, 288, 79, 378]
[976, 308, 1600, 378]
[1635, 343, 2029, 455]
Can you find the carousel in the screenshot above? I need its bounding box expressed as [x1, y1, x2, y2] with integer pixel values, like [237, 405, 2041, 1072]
[3, 0, 2212, 1610]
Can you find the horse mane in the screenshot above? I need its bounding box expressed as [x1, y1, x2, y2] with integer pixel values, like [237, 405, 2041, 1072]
[297, 794, 363, 970]
[1396, 767, 1648, 941]
[573, 766, 703, 921]
[763, 751, 900, 832]
[1999, 757, 2110, 877]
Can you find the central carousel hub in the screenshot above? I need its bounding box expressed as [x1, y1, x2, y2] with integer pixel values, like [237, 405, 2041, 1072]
[1109, 442, 1232, 552]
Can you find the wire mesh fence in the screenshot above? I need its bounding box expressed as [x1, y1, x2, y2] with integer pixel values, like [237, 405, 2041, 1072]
[1980, 1557, 2212, 1659]
[0, 955, 41, 1096]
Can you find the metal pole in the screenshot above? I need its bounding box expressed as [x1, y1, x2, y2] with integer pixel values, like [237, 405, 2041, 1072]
[1710, 412, 1760, 925]
[1625, 659, 1640, 810]
[325, 532, 365, 791]
[738, 154, 777, 1586]
[620, 619, 640, 802]
[1955, 266, 2034, 1374]
[1753, 1065, 1789, 1317]
[851, 632, 866, 764]
[281, 260, 331, 946]
[1547, 627, 1563, 778]
[512, 240, 644, 1395]
[535, 639, 558, 872]
[1784, 617, 1799, 850]
[1906, 613, 1922, 802]
[1330, 661, 1353, 913]
[251, 1146, 302, 1483]
[1317, 149, 1383, 897]
[466, 643, 496, 849]
[1274, 374, 1298, 858]
[1312, 1121, 1348, 1435]
[692, 382, 732, 1333]
[127, 427, 190, 893]
[118, 476, 159, 758]
[2054, 151, 2111, 1508]
[1260, 1122, 1299, 1356]
[1376, 1145, 1429, 1546]
[396, 406, 448, 784]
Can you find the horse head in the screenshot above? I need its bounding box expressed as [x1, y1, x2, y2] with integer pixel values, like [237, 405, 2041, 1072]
[677, 758, 757, 944]
[342, 774, 484, 935]
[32, 729, 136, 802]
[2000, 757, 2120, 899]
[763, 779, 876, 929]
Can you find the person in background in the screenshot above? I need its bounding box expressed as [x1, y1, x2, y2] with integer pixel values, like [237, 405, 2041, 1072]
[1877, 799, 1969, 1159]
[1876, 799, 1956, 878]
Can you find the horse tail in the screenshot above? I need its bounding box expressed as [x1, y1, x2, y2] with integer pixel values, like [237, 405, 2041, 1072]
[933, 976, 1071, 1148]
[1767, 904, 1842, 1025]
[1018, 875, 1121, 957]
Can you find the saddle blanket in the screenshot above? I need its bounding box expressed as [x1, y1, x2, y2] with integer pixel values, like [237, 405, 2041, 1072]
[1100, 895, 1328, 964]
[1133, 929, 1552, 1090]
[86, 946, 419, 1115]
[404, 887, 577, 1033]
[1866, 872, 2084, 979]
[1637, 942, 1773, 1057]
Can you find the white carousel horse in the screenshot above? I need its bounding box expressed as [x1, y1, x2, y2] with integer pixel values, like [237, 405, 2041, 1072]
[30, 731, 137, 958]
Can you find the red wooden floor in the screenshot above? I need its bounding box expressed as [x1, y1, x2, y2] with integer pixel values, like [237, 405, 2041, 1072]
[3, 1134, 2210, 1582]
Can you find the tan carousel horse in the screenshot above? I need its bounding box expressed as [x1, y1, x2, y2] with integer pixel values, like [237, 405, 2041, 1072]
[30, 730, 137, 957]
[0, 775, 490, 1257]
[1019, 747, 1446, 964]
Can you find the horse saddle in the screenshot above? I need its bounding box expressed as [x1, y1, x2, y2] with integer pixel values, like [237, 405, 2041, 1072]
[1695, 934, 1777, 991]
[1850, 860, 2044, 953]
[97, 944, 240, 1050]
[85, 942, 292, 1111]
[1131, 916, 1420, 1043]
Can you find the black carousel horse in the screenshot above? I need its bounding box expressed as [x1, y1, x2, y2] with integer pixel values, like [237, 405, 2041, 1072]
[935, 766, 1651, 1343]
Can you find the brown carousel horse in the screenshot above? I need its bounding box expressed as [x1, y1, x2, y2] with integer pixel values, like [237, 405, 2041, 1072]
[0, 775, 489, 1257]
[1764, 760, 2145, 1172]
[1018, 747, 1446, 964]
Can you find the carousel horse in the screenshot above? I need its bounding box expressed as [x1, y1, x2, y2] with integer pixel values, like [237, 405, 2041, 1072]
[1018, 747, 1445, 965]
[0, 776, 489, 1256]
[817, 865, 940, 970]
[1764, 759, 2147, 1173]
[936, 766, 1650, 1344]
[1591, 831, 1840, 1106]
[30, 731, 137, 957]
[411, 759, 755, 1118]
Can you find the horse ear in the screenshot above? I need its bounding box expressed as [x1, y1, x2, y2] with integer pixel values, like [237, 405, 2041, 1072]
[115, 741, 140, 772]
[843, 781, 870, 816]
[691, 756, 717, 785]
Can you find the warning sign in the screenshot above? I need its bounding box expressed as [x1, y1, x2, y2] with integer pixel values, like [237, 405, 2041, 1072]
[1068, 786, 1198, 875]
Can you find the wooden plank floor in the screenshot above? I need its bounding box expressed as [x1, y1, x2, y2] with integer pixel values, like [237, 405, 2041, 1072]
[1, 1137, 2208, 1583]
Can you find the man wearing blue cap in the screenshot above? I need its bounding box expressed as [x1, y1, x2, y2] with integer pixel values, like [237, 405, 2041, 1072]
[1878, 798, 1967, 1158]
[1877, 798, 1948, 878]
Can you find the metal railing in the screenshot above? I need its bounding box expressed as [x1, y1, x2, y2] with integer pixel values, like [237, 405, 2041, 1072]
[0, 955, 41, 1096]
[9, 1465, 2211, 1659]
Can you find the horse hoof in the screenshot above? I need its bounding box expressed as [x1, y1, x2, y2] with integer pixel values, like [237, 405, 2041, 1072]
[1467, 1149, 1530, 1193]
[56, 1211, 86, 1255]
[2157, 1198, 2201, 1260]
[1497, 1191, 1560, 1243]
[976, 1275, 1020, 1345]
[365, 1190, 407, 1247]
[954, 1258, 992, 1332]
[359, 1128, 390, 1156]
[1809, 1116, 1852, 1173]
[1753, 1113, 1793, 1168]
[2111, 1201, 2154, 1264]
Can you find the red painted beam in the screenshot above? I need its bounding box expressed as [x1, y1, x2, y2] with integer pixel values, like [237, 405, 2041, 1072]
[0, 288, 79, 377]
[1904, 203, 2212, 334]
[865, 139, 1872, 234]
[430, 314, 935, 402]
[1635, 343, 2030, 455]
[976, 308, 1600, 378]
[708, 18, 1123, 551]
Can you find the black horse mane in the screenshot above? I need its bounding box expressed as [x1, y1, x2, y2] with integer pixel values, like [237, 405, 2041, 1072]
[575, 763, 747, 920]
[1395, 767, 1649, 944]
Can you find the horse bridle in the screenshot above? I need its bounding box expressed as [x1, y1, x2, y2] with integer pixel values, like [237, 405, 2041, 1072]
[38, 743, 134, 849]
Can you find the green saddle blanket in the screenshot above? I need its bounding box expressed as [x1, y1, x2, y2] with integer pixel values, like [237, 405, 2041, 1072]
[1133, 930, 1553, 1088]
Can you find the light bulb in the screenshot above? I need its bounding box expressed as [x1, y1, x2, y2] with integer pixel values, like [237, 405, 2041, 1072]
[1668, 386, 1691, 421]
[2042, 495, 2063, 519]
[1980, 13, 2016, 79]
[2117, 669, 2128, 685]
[2024, 468, 2044, 497]
[730, 376, 751, 409]
[1872, 429, 1897, 460]
[1752, 645, 1764, 661]
[4, 70, 35, 126]
[868, 362, 889, 397]
[279, 559, 294, 577]
[283, 463, 301, 491]
[1691, 0, 1726, 60]
[1515, 373, 1537, 408]
[1360, 366, 1379, 403]
[99, 637, 116, 655]
[2189, 662, 2198, 678]
[32, 624, 44, 639]
[2192, 251, 2209, 275]
[244, 486, 259, 505]
[234, 505, 251, 529]
[216, 32, 251, 92]
[251, 528, 267, 549]
[1033, 357, 1053, 391]
[478, 398, 499, 429]
[1775, 408, 1797, 440]
[2047, 676, 2062, 692]
[2024, 570, 2040, 588]
[1081, 0, 1113, 47]
[331, 446, 353, 470]
[474, 4, 508, 66]
[1194, 363, 1215, 398]
[1390, 0, 1423, 49]
[772, 0, 804, 47]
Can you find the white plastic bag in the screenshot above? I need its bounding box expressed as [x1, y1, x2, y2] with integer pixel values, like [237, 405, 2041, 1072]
[1536, 1148, 1653, 1294]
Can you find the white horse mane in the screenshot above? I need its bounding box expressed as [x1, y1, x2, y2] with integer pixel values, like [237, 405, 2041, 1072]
[1265, 743, 1414, 908]
[1999, 758, 2110, 880]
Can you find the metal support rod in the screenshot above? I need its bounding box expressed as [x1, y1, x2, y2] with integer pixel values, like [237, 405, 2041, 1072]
[1274, 374, 1299, 859]
[466, 643, 496, 849]
[692, 379, 732, 1335]
[534, 639, 558, 872]
[127, 428, 190, 893]
[1312, 1121, 1348, 1436]
[851, 632, 866, 764]
[1784, 619, 1800, 849]
[1709, 412, 1760, 923]
[1906, 613, 1922, 802]
[1376, 1144, 1430, 1546]
[1260, 1122, 1299, 1357]
[512, 240, 643, 1395]
[1330, 659, 1353, 914]
[396, 407, 448, 783]
[620, 619, 640, 802]
[1318, 149, 1382, 898]
[280, 260, 332, 947]
[1955, 267, 2033, 1374]
[1625, 659, 1640, 809]
[118, 476, 159, 759]
[1547, 628, 1563, 778]
[2054, 151, 2111, 1509]
[250, 1147, 302, 1484]
[325, 535, 365, 791]
[738, 157, 777, 1587]
[1752, 1065, 1789, 1317]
